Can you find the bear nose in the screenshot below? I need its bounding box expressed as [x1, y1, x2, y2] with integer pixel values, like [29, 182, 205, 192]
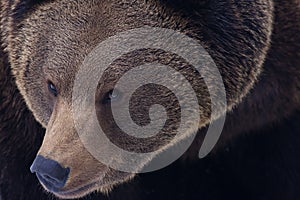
[30, 155, 70, 191]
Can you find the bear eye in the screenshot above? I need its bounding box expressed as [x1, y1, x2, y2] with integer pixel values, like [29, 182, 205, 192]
[102, 89, 119, 104]
[47, 81, 58, 97]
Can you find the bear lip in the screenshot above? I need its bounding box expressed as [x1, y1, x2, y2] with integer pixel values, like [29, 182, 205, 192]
[49, 171, 134, 199]
[36, 169, 108, 198]
[41, 176, 110, 199]
[54, 180, 101, 198]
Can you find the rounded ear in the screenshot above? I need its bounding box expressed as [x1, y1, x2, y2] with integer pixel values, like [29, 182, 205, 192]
[1, 0, 36, 27]
[161, 0, 210, 11]
[0, 0, 47, 49]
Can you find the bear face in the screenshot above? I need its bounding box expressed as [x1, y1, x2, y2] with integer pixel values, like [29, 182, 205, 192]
[1, 0, 275, 199]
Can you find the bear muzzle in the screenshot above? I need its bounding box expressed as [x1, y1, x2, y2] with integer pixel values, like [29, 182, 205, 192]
[30, 155, 70, 192]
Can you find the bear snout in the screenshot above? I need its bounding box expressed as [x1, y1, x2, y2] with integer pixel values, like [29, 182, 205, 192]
[30, 155, 70, 192]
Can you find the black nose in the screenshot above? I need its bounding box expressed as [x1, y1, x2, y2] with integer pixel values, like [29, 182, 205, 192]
[30, 155, 70, 192]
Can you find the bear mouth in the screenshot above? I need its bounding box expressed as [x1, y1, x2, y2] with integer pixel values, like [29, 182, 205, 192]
[54, 180, 103, 199]
[37, 175, 104, 199]
[49, 172, 134, 199]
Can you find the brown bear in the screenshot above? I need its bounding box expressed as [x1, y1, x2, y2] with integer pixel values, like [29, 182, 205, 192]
[1, 0, 300, 200]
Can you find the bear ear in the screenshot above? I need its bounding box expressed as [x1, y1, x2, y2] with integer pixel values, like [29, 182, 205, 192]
[0, 0, 49, 49]
[1, 0, 48, 22]
[163, 0, 209, 10]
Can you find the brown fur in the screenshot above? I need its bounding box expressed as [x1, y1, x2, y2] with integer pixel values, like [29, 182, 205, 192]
[1, 0, 300, 199]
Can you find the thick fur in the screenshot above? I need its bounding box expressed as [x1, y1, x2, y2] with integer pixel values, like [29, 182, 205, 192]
[1, 0, 300, 199]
